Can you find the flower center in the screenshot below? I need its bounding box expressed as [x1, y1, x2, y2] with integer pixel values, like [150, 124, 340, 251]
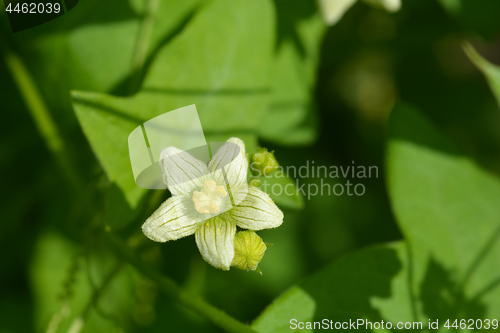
[192, 180, 228, 214]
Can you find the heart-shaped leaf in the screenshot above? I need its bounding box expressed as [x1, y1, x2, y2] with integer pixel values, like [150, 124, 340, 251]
[252, 103, 500, 331]
[72, 0, 275, 228]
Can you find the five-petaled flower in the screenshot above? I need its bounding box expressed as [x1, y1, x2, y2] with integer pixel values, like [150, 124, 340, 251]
[142, 137, 284, 270]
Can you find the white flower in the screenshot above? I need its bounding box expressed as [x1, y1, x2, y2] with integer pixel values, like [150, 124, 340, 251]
[142, 137, 284, 270]
[318, 0, 357, 26]
[318, 0, 401, 26]
[363, 0, 401, 12]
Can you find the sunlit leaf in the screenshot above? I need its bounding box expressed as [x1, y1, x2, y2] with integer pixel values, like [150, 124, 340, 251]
[259, 0, 325, 146]
[254, 103, 500, 330]
[387, 103, 500, 319]
[72, 0, 275, 228]
[252, 242, 411, 333]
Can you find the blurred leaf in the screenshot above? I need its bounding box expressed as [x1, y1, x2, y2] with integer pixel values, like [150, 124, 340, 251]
[437, 0, 461, 15]
[387, 103, 500, 318]
[259, 0, 325, 146]
[464, 43, 500, 109]
[145, 296, 221, 333]
[252, 286, 315, 333]
[259, 173, 304, 209]
[2, 1, 205, 231]
[297, 176, 397, 264]
[448, 0, 500, 39]
[72, 0, 275, 228]
[317, 0, 357, 26]
[205, 132, 258, 156]
[29, 231, 141, 333]
[6, 0, 201, 120]
[253, 103, 500, 331]
[252, 242, 409, 333]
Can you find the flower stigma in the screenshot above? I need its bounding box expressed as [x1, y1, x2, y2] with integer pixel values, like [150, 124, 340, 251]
[192, 180, 228, 214]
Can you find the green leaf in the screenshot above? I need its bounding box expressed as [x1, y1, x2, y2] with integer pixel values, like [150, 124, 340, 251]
[464, 43, 500, 109]
[72, 0, 275, 228]
[16, 0, 201, 99]
[252, 286, 316, 333]
[253, 103, 500, 331]
[387, 103, 500, 318]
[3, 1, 204, 228]
[258, 172, 304, 209]
[259, 0, 326, 146]
[140, 0, 274, 133]
[252, 242, 410, 333]
[29, 231, 142, 333]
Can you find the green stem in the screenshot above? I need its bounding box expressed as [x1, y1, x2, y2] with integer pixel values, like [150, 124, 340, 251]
[66, 262, 123, 333]
[128, 0, 160, 94]
[183, 255, 207, 295]
[2, 48, 84, 196]
[60, 0, 68, 13]
[106, 233, 258, 333]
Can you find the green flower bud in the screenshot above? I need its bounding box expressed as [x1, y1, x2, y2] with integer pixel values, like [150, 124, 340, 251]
[231, 231, 267, 272]
[250, 148, 279, 176]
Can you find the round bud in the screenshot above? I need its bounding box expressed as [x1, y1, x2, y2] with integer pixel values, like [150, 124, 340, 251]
[231, 231, 267, 272]
[250, 148, 279, 176]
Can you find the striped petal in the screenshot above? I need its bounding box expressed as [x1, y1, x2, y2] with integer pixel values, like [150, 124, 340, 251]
[142, 196, 198, 242]
[209, 138, 248, 191]
[160, 147, 209, 196]
[229, 186, 284, 230]
[195, 216, 236, 270]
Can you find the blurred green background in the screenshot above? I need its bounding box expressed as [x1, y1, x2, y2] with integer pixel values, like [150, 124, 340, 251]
[1, 0, 500, 332]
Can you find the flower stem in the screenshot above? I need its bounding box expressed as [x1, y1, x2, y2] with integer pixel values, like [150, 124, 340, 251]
[2, 47, 86, 198]
[106, 232, 258, 333]
[128, 0, 160, 94]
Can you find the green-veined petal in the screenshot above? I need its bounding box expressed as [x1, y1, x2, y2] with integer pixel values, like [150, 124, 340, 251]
[160, 147, 209, 196]
[195, 216, 236, 270]
[209, 138, 248, 191]
[229, 186, 284, 230]
[142, 196, 198, 242]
